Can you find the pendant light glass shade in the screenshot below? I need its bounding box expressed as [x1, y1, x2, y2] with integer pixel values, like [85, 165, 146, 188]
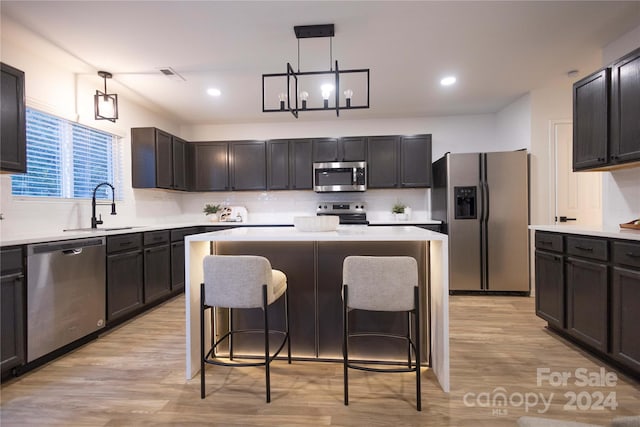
[94, 71, 118, 122]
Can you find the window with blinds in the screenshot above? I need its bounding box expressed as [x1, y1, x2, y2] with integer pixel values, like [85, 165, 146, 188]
[11, 108, 122, 200]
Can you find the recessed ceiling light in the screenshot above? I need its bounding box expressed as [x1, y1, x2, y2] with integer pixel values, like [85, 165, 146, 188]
[207, 88, 221, 97]
[440, 76, 456, 86]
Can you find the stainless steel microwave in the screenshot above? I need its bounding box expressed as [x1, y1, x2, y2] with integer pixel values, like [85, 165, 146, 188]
[313, 161, 366, 192]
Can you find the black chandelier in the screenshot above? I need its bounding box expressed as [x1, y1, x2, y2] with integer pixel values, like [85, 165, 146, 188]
[262, 24, 370, 118]
[94, 71, 118, 122]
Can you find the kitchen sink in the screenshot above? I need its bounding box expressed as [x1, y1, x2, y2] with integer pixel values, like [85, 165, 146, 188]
[63, 226, 139, 232]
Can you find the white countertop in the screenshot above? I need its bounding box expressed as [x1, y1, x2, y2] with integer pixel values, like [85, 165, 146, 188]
[187, 225, 446, 243]
[529, 224, 640, 241]
[1, 219, 441, 247]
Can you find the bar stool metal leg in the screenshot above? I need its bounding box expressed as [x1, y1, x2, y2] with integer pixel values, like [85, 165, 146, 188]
[200, 283, 206, 399]
[285, 288, 292, 364]
[343, 285, 349, 406]
[262, 285, 271, 403]
[415, 286, 421, 411]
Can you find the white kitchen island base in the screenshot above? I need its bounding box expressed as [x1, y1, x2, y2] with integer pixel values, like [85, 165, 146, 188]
[185, 226, 450, 392]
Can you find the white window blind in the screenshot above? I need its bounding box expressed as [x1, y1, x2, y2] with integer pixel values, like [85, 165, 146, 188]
[11, 108, 122, 200]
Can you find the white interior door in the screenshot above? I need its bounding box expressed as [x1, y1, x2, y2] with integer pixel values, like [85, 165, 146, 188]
[554, 121, 602, 226]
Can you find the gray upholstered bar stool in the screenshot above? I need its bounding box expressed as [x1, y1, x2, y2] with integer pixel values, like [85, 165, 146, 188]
[200, 255, 291, 403]
[342, 255, 422, 411]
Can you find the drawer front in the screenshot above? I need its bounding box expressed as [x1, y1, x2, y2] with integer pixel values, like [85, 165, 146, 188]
[566, 236, 608, 261]
[107, 233, 142, 254]
[143, 230, 170, 246]
[535, 232, 563, 252]
[0, 247, 23, 274]
[613, 241, 640, 269]
[170, 227, 200, 242]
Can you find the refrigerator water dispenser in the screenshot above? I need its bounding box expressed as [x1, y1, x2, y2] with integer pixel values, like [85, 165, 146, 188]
[454, 186, 477, 219]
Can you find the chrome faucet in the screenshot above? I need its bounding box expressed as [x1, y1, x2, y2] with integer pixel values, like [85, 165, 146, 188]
[91, 182, 117, 229]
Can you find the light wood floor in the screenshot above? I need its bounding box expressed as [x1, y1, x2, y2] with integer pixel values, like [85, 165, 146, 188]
[1, 295, 638, 426]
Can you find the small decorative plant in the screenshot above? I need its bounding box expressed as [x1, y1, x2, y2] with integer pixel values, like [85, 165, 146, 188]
[392, 202, 406, 214]
[203, 204, 222, 216]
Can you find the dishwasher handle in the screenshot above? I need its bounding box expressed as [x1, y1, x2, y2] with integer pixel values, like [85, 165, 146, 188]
[62, 248, 83, 256]
[28, 237, 105, 256]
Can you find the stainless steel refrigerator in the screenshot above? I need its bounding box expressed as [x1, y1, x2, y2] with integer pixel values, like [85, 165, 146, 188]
[431, 150, 530, 293]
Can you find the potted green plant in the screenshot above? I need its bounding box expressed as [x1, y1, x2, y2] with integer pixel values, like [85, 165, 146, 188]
[392, 202, 407, 220]
[203, 204, 222, 221]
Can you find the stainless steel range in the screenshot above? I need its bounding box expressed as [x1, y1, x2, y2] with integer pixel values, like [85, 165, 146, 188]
[316, 202, 368, 224]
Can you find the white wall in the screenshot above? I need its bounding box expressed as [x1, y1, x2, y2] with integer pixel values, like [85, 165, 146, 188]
[601, 25, 640, 227]
[496, 93, 531, 151]
[0, 17, 186, 240]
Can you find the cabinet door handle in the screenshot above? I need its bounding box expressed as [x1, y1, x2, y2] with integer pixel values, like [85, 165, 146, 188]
[626, 252, 640, 258]
[539, 240, 552, 245]
[575, 245, 593, 252]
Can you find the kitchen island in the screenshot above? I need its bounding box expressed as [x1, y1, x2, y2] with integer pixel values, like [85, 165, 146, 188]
[185, 225, 450, 392]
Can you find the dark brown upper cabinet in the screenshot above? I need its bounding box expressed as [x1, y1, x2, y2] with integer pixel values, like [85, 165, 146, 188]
[400, 135, 432, 187]
[290, 139, 313, 190]
[1, 63, 27, 173]
[573, 47, 640, 171]
[367, 134, 432, 189]
[312, 137, 366, 162]
[191, 142, 229, 191]
[610, 47, 640, 166]
[312, 138, 339, 162]
[573, 68, 610, 171]
[131, 127, 188, 191]
[230, 140, 266, 191]
[367, 135, 400, 188]
[267, 139, 289, 190]
[172, 136, 187, 191]
[267, 139, 313, 191]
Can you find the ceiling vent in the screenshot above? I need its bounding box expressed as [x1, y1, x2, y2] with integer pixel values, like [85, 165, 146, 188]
[157, 67, 186, 82]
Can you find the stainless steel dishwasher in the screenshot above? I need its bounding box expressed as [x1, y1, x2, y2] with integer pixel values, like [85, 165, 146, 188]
[27, 237, 106, 362]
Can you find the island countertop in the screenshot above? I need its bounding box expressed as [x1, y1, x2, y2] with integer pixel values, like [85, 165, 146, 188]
[186, 225, 447, 242]
[184, 225, 450, 392]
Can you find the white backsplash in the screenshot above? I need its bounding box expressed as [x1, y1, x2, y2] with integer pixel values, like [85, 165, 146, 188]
[180, 188, 432, 223]
[1, 165, 432, 241]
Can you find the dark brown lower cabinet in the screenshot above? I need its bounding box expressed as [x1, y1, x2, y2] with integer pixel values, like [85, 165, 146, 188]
[1, 247, 25, 378]
[611, 267, 640, 372]
[107, 250, 144, 321]
[566, 256, 608, 352]
[144, 244, 171, 304]
[171, 241, 185, 292]
[534, 250, 564, 329]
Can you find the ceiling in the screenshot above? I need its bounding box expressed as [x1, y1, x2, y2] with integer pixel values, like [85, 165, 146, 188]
[2, 1, 640, 125]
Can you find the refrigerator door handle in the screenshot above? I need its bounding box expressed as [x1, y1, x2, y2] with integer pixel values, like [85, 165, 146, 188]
[484, 181, 490, 222]
[479, 182, 485, 222]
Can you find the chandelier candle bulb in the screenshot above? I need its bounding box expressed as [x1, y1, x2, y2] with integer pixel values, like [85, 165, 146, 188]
[344, 89, 353, 107]
[278, 92, 287, 110]
[299, 91, 309, 109]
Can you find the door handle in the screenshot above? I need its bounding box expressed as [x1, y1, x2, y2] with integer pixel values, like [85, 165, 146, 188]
[557, 216, 577, 223]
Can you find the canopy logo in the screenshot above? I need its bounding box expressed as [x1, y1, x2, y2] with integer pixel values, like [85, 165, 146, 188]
[462, 367, 619, 416]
